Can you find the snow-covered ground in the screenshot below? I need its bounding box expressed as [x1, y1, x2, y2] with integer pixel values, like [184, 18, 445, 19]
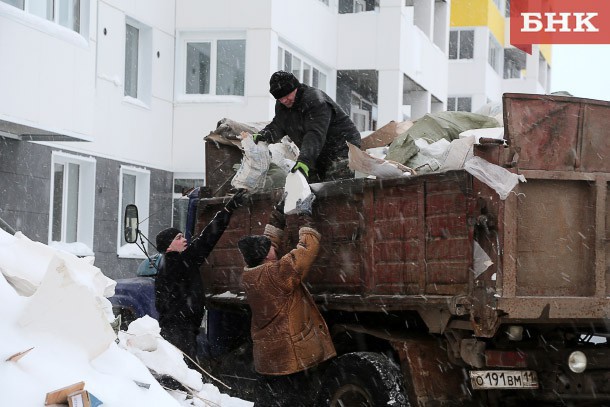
[0, 228, 253, 407]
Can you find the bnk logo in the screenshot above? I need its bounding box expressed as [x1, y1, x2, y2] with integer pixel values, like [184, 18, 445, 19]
[510, 0, 610, 51]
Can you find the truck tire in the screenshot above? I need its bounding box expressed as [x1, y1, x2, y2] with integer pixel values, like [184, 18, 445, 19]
[315, 352, 409, 407]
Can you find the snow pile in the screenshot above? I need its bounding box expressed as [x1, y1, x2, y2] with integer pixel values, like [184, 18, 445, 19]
[0, 228, 253, 407]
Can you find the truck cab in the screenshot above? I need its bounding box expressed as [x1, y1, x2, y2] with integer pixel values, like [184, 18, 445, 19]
[109, 254, 161, 330]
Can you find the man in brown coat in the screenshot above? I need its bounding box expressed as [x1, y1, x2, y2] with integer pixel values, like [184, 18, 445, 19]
[237, 195, 336, 376]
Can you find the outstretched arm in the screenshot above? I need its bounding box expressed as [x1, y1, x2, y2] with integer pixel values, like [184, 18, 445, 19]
[183, 190, 248, 266]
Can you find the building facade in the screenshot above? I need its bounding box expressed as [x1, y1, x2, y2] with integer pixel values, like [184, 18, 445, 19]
[448, 0, 551, 113]
[1, 0, 505, 280]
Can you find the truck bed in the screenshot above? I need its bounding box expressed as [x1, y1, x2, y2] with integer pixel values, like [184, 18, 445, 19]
[198, 93, 610, 338]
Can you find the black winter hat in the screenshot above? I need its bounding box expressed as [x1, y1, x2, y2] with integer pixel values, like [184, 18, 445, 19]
[156, 227, 181, 253]
[238, 235, 272, 268]
[269, 71, 300, 99]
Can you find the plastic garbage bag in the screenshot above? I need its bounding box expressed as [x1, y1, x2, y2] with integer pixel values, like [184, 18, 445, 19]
[464, 156, 527, 200]
[284, 171, 313, 215]
[231, 132, 272, 192]
[269, 136, 299, 174]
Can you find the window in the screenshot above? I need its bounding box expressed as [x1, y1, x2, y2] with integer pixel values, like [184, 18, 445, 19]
[350, 92, 375, 131]
[49, 152, 95, 255]
[449, 29, 474, 60]
[488, 33, 502, 74]
[354, 0, 366, 12]
[2, 0, 81, 32]
[504, 48, 527, 79]
[124, 17, 152, 104]
[312, 68, 327, 92]
[278, 45, 328, 92]
[117, 166, 150, 257]
[339, 0, 376, 13]
[183, 34, 245, 96]
[125, 24, 139, 98]
[447, 96, 472, 112]
[1, 0, 24, 8]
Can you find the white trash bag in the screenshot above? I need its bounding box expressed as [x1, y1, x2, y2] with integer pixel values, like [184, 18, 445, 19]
[283, 171, 313, 215]
[269, 136, 299, 175]
[464, 156, 526, 200]
[231, 132, 272, 192]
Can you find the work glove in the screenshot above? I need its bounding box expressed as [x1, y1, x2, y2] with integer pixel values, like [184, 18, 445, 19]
[252, 130, 270, 145]
[269, 193, 287, 230]
[291, 161, 310, 180]
[224, 189, 248, 213]
[295, 193, 316, 217]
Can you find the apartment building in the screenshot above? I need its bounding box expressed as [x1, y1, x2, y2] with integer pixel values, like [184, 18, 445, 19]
[0, 0, 449, 279]
[448, 0, 551, 112]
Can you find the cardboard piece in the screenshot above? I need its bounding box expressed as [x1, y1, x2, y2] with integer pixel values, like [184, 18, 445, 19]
[347, 143, 415, 179]
[68, 390, 103, 407]
[45, 382, 85, 405]
[6, 347, 34, 362]
[361, 120, 413, 150]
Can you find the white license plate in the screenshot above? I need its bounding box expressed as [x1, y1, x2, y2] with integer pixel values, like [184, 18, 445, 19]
[470, 370, 539, 389]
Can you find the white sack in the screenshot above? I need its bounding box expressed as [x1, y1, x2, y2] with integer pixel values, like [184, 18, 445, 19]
[440, 136, 476, 171]
[464, 156, 527, 200]
[347, 143, 414, 179]
[284, 171, 312, 215]
[231, 132, 272, 192]
[269, 136, 299, 174]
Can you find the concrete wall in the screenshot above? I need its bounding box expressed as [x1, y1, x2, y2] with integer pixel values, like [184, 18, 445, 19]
[0, 136, 172, 280]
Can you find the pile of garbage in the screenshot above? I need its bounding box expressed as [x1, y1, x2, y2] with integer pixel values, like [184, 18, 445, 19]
[206, 101, 525, 202]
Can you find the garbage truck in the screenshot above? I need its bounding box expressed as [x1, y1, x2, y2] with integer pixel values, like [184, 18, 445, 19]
[186, 93, 610, 406]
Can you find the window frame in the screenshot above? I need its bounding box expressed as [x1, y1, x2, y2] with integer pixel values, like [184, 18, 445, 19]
[277, 44, 328, 92]
[447, 96, 472, 112]
[488, 33, 502, 74]
[117, 166, 151, 258]
[449, 28, 474, 60]
[48, 151, 96, 256]
[124, 16, 152, 107]
[0, 0, 90, 41]
[177, 30, 247, 102]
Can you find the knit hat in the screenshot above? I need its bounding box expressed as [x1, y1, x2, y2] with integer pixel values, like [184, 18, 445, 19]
[269, 71, 300, 99]
[238, 235, 272, 267]
[156, 227, 181, 253]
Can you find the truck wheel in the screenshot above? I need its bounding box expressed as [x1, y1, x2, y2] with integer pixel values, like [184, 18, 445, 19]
[315, 352, 409, 407]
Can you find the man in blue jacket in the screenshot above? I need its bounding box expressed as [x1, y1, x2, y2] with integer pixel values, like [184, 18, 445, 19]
[254, 71, 361, 183]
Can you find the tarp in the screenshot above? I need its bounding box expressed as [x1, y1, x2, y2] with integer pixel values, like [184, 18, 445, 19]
[385, 112, 500, 165]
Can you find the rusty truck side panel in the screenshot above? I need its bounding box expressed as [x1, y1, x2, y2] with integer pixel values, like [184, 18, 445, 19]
[199, 172, 476, 317]
[495, 94, 610, 323]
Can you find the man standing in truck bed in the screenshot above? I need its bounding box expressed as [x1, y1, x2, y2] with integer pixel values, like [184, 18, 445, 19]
[253, 71, 361, 183]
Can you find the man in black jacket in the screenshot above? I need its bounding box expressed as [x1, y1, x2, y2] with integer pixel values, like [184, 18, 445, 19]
[254, 71, 361, 183]
[154, 190, 246, 363]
